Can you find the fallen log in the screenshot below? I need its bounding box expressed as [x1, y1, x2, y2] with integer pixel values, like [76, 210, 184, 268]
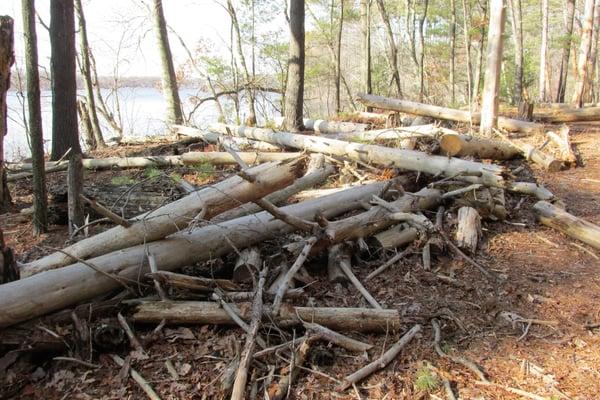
[274, 117, 368, 134]
[0, 182, 386, 328]
[534, 106, 600, 123]
[204, 124, 508, 187]
[533, 201, 600, 250]
[20, 160, 302, 277]
[172, 124, 282, 151]
[233, 247, 262, 283]
[508, 140, 563, 172]
[357, 93, 544, 134]
[546, 125, 577, 164]
[439, 132, 521, 160]
[132, 301, 401, 332]
[350, 124, 442, 142]
[455, 207, 481, 253]
[368, 225, 419, 251]
[148, 271, 238, 292]
[327, 243, 351, 284]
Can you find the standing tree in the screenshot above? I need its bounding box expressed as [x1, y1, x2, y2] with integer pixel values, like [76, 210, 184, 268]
[50, 0, 81, 160]
[283, 0, 305, 132]
[0, 16, 14, 211]
[360, 0, 372, 111]
[539, 0, 550, 102]
[572, 0, 596, 107]
[22, 0, 47, 234]
[334, 0, 344, 113]
[508, 0, 523, 104]
[480, 0, 506, 136]
[376, 0, 402, 98]
[556, 0, 575, 102]
[583, 2, 600, 102]
[450, 0, 457, 105]
[151, 0, 183, 125]
[74, 0, 104, 148]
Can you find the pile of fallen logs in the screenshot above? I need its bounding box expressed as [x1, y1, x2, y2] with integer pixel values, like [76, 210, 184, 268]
[2, 94, 600, 399]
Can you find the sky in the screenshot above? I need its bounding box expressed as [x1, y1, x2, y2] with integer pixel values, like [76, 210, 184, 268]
[0, 0, 233, 77]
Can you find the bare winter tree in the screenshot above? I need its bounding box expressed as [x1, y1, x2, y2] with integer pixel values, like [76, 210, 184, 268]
[0, 16, 14, 211]
[22, 0, 47, 234]
[572, 0, 596, 107]
[283, 0, 305, 132]
[74, 0, 104, 148]
[508, 0, 523, 104]
[50, 0, 81, 160]
[480, 0, 506, 136]
[151, 0, 183, 125]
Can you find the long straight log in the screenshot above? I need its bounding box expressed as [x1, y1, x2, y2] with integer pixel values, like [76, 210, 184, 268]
[0, 182, 386, 328]
[132, 301, 401, 332]
[274, 117, 368, 134]
[20, 160, 302, 277]
[351, 124, 443, 141]
[439, 132, 521, 160]
[357, 93, 544, 134]
[533, 106, 600, 123]
[172, 124, 282, 151]
[204, 124, 507, 187]
[534, 201, 600, 250]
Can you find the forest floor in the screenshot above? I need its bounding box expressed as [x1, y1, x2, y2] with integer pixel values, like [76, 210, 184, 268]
[1, 123, 599, 400]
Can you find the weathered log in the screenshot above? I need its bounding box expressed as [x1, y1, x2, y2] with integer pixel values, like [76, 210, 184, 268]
[0, 182, 386, 328]
[204, 124, 508, 187]
[533, 201, 600, 250]
[20, 160, 302, 277]
[132, 301, 401, 332]
[351, 124, 442, 142]
[455, 207, 481, 253]
[172, 124, 282, 151]
[439, 132, 521, 160]
[327, 243, 351, 284]
[274, 117, 368, 134]
[233, 247, 261, 283]
[67, 154, 84, 236]
[148, 271, 239, 292]
[546, 125, 577, 164]
[357, 93, 545, 134]
[533, 106, 600, 122]
[368, 224, 419, 251]
[511, 140, 563, 172]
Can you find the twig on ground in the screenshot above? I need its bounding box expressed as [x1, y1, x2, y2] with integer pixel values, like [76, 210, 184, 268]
[117, 312, 147, 357]
[110, 354, 162, 400]
[146, 252, 167, 300]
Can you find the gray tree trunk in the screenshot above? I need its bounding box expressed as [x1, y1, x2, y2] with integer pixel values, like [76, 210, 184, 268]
[572, 0, 596, 107]
[283, 0, 305, 132]
[556, 0, 576, 102]
[450, 0, 456, 105]
[360, 0, 372, 111]
[0, 16, 14, 211]
[539, 0, 550, 102]
[376, 0, 402, 98]
[479, 0, 506, 136]
[22, 0, 47, 234]
[508, 0, 523, 104]
[74, 0, 104, 148]
[49, 0, 81, 160]
[151, 0, 183, 125]
[334, 0, 344, 113]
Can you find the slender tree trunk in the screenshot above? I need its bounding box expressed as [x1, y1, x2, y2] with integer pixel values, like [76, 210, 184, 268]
[74, 0, 104, 148]
[376, 0, 402, 98]
[417, 0, 429, 102]
[151, 0, 183, 125]
[283, 0, 305, 132]
[583, 1, 600, 102]
[22, 0, 47, 233]
[77, 99, 95, 149]
[360, 0, 372, 111]
[0, 16, 14, 211]
[539, 0, 550, 102]
[227, 0, 257, 126]
[473, 2, 488, 103]
[50, 0, 81, 160]
[334, 0, 344, 113]
[556, 0, 576, 102]
[450, 0, 456, 105]
[508, 0, 523, 104]
[480, 0, 506, 136]
[572, 0, 596, 107]
[462, 0, 473, 110]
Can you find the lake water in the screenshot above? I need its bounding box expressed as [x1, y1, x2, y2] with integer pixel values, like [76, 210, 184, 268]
[5, 87, 276, 161]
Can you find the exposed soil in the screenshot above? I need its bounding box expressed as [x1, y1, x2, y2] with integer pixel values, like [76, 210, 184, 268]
[1, 125, 599, 400]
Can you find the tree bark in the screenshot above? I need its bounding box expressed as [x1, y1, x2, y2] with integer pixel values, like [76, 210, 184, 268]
[67, 153, 84, 236]
[357, 93, 543, 134]
[376, 0, 402, 98]
[49, 0, 81, 160]
[455, 206, 481, 253]
[534, 201, 600, 249]
[283, 0, 305, 132]
[479, 0, 506, 136]
[583, 1, 600, 102]
[0, 182, 385, 328]
[439, 132, 521, 160]
[20, 160, 302, 277]
[0, 16, 13, 212]
[508, 0, 523, 104]
[207, 123, 508, 187]
[539, 0, 550, 102]
[360, 0, 372, 111]
[334, 0, 344, 113]
[572, 0, 597, 107]
[74, 0, 104, 148]
[22, 0, 47, 234]
[556, 0, 576, 103]
[151, 0, 183, 125]
[450, 0, 457, 105]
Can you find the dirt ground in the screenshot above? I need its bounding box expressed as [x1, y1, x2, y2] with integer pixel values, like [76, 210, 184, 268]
[1, 125, 599, 400]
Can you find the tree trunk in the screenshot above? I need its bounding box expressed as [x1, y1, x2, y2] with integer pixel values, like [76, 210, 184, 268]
[207, 123, 507, 187]
[455, 206, 481, 253]
[534, 201, 600, 249]
[508, 0, 523, 104]
[151, 0, 183, 125]
[67, 153, 84, 235]
[462, 0, 473, 108]
[50, 0, 81, 161]
[479, 0, 506, 137]
[583, 1, 600, 102]
[20, 160, 302, 277]
[450, 0, 456, 105]
[357, 93, 543, 134]
[0, 182, 385, 328]
[556, 0, 576, 103]
[572, 0, 596, 107]
[376, 0, 402, 98]
[0, 16, 13, 211]
[539, 0, 550, 102]
[77, 99, 95, 150]
[283, 0, 305, 132]
[360, 0, 372, 111]
[22, 0, 47, 234]
[334, 0, 344, 113]
[417, 0, 429, 102]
